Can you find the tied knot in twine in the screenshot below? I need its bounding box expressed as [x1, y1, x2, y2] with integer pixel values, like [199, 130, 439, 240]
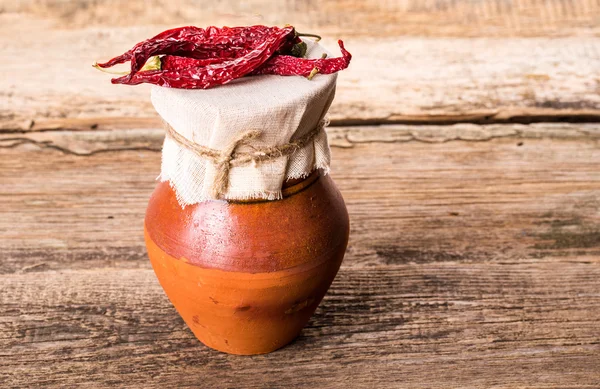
[164, 118, 329, 199]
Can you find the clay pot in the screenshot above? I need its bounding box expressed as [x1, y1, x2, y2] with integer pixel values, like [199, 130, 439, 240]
[144, 170, 349, 355]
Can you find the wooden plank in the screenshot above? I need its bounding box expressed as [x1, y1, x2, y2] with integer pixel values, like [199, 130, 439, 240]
[2, 123, 600, 386]
[1, 262, 599, 388]
[0, 0, 600, 132]
[1, 13, 600, 131]
[6, 0, 600, 36]
[2, 123, 600, 274]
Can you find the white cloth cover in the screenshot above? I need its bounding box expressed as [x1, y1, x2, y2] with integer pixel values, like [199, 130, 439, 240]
[151, 40, 337, 207]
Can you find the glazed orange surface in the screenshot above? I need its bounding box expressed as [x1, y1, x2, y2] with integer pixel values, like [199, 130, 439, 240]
[145, 229, 345, 354]
[144, 173, 350, 354]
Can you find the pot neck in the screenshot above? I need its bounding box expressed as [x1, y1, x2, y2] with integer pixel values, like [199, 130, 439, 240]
[227, 169, 321, 204]
[281, 169, 320, 197]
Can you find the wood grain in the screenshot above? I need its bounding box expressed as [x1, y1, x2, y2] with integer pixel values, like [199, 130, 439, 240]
[6, 0, 600, 36]
[1, 123, 600, 387]
[3, 1, 599, 384]
[2, 123, 600, 272]
[1, 262, 599, 388]
[1, 12, 600, 131]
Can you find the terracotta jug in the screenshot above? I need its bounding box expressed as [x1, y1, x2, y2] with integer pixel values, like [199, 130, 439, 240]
[144, 169, 349, 355]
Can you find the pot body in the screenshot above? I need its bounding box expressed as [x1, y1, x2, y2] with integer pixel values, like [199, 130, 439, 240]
[144, 171, 349, 355]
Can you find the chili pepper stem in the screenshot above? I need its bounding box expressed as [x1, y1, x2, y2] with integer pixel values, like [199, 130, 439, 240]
[297, 32, 322, 42]
[92, 62, 130, 75]
[93, 56, 162, 75]
[307, 67, 319, 80]
[142, 56, 162, 72]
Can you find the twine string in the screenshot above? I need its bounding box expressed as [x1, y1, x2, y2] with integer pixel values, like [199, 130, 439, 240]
[164, 118, 328, 199]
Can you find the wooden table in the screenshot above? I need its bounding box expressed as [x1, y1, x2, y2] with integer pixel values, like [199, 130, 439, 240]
[1, 1, 599, 387]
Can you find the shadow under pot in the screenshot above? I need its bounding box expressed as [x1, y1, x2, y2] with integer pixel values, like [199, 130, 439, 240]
[144, 169, 349, 355]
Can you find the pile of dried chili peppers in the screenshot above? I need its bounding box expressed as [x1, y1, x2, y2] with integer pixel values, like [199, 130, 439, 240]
[94, 25, 351, 89]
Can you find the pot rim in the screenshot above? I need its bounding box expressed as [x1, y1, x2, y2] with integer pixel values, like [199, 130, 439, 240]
[227, 169, 321, 204]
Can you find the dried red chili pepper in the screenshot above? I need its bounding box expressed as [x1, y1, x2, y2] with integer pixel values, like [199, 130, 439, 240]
[250, 40, 351, 77]
[95, 25, 351, 89]
[111, 26, 295, 89]
[158, 36, 308, 72]
[96, 26, 206, 69]
[121, 41, 238, 82]
[121, 26, 293, 82]
[97, 25, 287, 72]
[157, 40, 351, 78]
[160, 56, 224, 71]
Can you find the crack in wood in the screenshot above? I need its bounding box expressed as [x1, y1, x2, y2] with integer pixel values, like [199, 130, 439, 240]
[2, 123, 599, 156]
[0, 137, 162, 156]
[3, 111, 600, 135]
[335, 112, 600, 127]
